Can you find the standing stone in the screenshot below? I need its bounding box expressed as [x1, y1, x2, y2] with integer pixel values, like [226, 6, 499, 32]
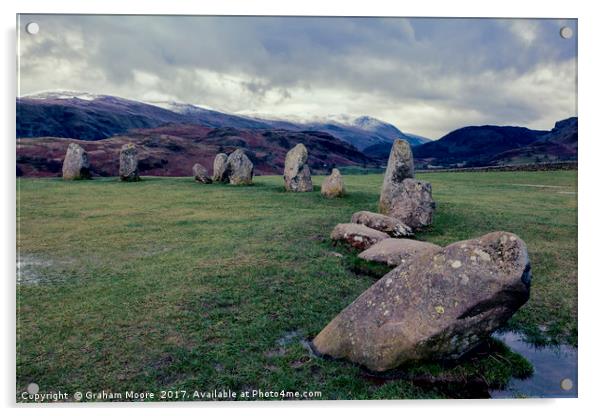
[192, 163, 212, 184]
[119, 143, 140, 181]
[212, 153, 229, 182]
[321, 168, 345, 198]
[381, 138, 414, 185]
[383, 179, 435, 230]
[283, 144, 313, 192]
[225, 149, 254, 185]
[379, 139, 434, 229]
[62, 143, 91, 180]
[313, 231, 531, 372]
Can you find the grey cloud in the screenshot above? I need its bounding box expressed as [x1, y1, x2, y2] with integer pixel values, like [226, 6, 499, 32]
[18, 15, 577, 138]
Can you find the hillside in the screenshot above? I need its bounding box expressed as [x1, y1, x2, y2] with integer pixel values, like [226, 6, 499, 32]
[17, 93, 191, 140]
[17, 91, 419, 151]
[303, 115, 429, 150]
[489, 118, 578, 165]
[412, 118, 577, 168]
[16, 124, 376, 177]
[362, 130, 431, 161]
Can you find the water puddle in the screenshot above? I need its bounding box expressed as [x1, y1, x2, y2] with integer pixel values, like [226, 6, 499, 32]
[309, 330, 577, 399]
[16, 255, 55, 285]
[490, 331, 577, 398]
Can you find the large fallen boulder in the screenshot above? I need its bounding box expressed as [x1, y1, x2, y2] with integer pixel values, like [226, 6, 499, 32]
[119, 143, 140, 182]
[358, 238, 441, 266]
[284, 143, 313, 192]
[192, 163, 212, 184]
[321, 168, 345, 198]
[351, 211, 413, 237]
[212, 153, 229, 182]
[330, 223, 389, 250]
[225, 149, 254, 185]
[62, 143, 91, 180]
[380, 179, 435, 230]
[313, 231, 531, 372]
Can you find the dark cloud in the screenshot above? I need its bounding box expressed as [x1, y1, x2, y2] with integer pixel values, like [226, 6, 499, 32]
[18, 15, 577, 138]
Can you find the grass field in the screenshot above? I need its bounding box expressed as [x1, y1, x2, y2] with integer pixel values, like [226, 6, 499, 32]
[16, 171, 577, 400]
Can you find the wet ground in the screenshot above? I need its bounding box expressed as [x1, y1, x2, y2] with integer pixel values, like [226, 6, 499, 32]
[16, 255, 54, 285]
[490, 331, 578, 398]
[303, 328, 578, 399]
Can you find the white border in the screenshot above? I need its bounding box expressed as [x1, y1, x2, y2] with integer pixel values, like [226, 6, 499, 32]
[3, 1, 600, 415]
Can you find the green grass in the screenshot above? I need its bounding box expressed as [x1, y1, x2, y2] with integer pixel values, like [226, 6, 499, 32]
[16, 171, 577, 400]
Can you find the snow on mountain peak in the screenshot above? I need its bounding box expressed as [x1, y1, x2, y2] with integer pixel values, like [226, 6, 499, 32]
[21, 90, 104, 101]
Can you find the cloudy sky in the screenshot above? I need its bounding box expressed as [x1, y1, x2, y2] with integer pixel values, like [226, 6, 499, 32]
[18, 15, 577, 139]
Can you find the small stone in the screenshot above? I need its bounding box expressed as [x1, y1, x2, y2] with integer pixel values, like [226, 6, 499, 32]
[358, 238, 441, 267]
[451, 260, 462, 268]
[351, 211, 413, 237]
[321, 168, 345, 198]
[192, 163, 212, 184]
[330, 223, 390, 250]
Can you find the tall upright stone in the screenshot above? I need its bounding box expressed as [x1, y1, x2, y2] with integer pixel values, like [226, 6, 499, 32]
[119, 143, 140, 181]
[379, 139, 415, 209]
[212, 153, 229, 182]
[225, 149, 254, 185]
[62, 143, 91, 180]
[283, 143, 313, 192]
[379, 139, 434, 229]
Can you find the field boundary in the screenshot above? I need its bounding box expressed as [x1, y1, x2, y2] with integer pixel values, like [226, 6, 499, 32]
[417, 161, 578, 173]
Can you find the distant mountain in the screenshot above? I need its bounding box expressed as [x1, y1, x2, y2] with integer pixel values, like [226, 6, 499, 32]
[149, 101, 275, 130]
[308, 116, 428, 150]
[19, 90, 573, 174]
[16, 124, 377, 177]
[488, 117, 578, 165]
[166, 106, 420, 150]
[412, 118, 577, 168]
[17, 91, 418, 151]
[17, 92, 190, 140]
[404, 133, 431, 145]
[350, 116, 429, 145]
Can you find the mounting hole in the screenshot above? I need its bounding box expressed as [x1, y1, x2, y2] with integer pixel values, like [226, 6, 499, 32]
[26, 22, 39, 35]
[560, 26, 573, 39]
[27, 382, 39, 394]
[560, 378, 573, 391]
